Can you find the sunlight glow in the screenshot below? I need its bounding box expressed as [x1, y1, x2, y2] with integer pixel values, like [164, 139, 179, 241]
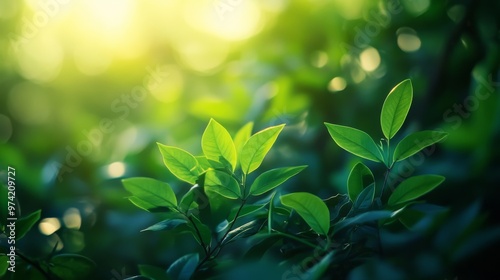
[39, 218, 61, 236]
[63, 208, 82, 230]
[107, 162, 126, 178]
[397, 27, 421, 53]
[360, 47, 381, 72]
[328, 77, 347, 92]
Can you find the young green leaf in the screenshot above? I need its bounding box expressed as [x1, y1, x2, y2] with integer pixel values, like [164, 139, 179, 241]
[16, 209, 41, 240]
[187, 215, 212, 247]
[393, 130, 448, 163]
[234, 122, 254, 161]
[333, 210, 395, 233]
[249, 165, 307, 196]
[228, 204, 267, 222]
[123, 177, 177, 210]
[347, 163, 374, 202]
[202, 118, 237, 171]
[128, 196, 170, 212]
[141, 218, 188, 232]
[380, 79, 413, 139]
[179, 184, 202, 212]
[280, 192, 330, 236]
[388, 175, 445, 206]
[158, 144, 202, 184]
[240, 124, 285, 174]
[204, 170, 241, 199]
[324, 123, 383, 162]
[49, 254, 96, 280]
[353, 183, 375, 210]
[166, 253, 199, 280]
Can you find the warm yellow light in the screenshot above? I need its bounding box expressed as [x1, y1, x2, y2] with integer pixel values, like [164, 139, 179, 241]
[107, 162, 126, 178]
[312, 51, 329, 68]
[360, 47, 381, 72]
[63, 208, 82, 230]
[328, 77, 347, 92]
[39, 218, 61, 236]
[397, 28, 421, 53]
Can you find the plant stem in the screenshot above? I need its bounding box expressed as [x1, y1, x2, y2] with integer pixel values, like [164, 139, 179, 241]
[272, 231, 318, 249]
[16, 250, 52, 280]
[380, 168, 392, 200]
[186, 215, 209, 256]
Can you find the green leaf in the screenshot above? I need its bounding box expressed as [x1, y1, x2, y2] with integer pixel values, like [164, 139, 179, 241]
[139, 265, 171, 280]
[280, 192, 330, 236]
[179, 184, 202, 212]
[128, 197, 170, 212]
[250, 166, 307, 196]
[49, 254, 96, 280]
[195, 156, 211, 171]
[347, 163, 374, 202]
[240, 124, 285, 174]
[141, 218, 188, 232]
[202, 119, 237, 171]
[166, 253, 199, 280]
[380, 79, 413, 139]
[388, 175, 445, 206]
[234, 122, 254, 162]
[353, 183, 375, 210]
[158, 144, 202, 184]
[123, 177, 177, 210]
[324, 123, 383, 162]
[204, 170, 241, 199]
[16, 209, 41, 240]
[393, 130, 448, 163]
[187, 215, 212, 247]
[334, 210, 395, 233]
[303, 251, 334, 280]
[228, 204, 267, 222]
[0, 255, 8, 277]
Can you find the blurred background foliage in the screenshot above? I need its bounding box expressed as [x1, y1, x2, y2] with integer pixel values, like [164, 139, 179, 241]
[0, 0, 499, 278]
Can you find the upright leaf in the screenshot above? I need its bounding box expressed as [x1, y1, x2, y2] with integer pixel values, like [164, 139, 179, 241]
[123, 177, 177, 210]
[233, 122, 254, 161]
[380, 79, 413, 139]
[393, 130, 448, 163]
[204, 170, 241, 199]
[158, 144, 202, 184]
[388, 175, 445, 206]
[166, 253, 199, 280]
[202, 119, 237, 171]
[353, 183, 375, 210]
[250, 166, 307, 196]
[16, 209, 41, 240]
[324, 123, 383, 162]
[240, 124, 285, 174]
[280, 192, 330, 236]
[347, 163, 374, 202]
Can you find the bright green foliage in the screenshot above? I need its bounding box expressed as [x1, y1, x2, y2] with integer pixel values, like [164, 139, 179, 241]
[393, 130, 448, 163]
[240, 124, 285, 174]
[280, 192, 330, 236]
[202, 118, 237, 171]
[123, 177, 177, 210]
[16, 209, 41, 240]
[158, 144, 203, 184]
[324, 124, 383, 162]
[204, 170, 241, 199]
[233, 122, 254, 162]
[388, 175, 445, 206]
[380, 79, 413, 140]
[347, 163, 374, 202]
[249, 166, 307, 196]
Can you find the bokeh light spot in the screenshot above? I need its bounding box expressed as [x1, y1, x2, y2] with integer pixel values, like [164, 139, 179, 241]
[402, 0, 430, 16]
[39, 218, 61, 236]
[107, 162, 126, 178]
[63, 208, 82, 230]
[360, 47, 381, 72]
[397, 27, 421, 52]
[328, 77, 347, 92]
